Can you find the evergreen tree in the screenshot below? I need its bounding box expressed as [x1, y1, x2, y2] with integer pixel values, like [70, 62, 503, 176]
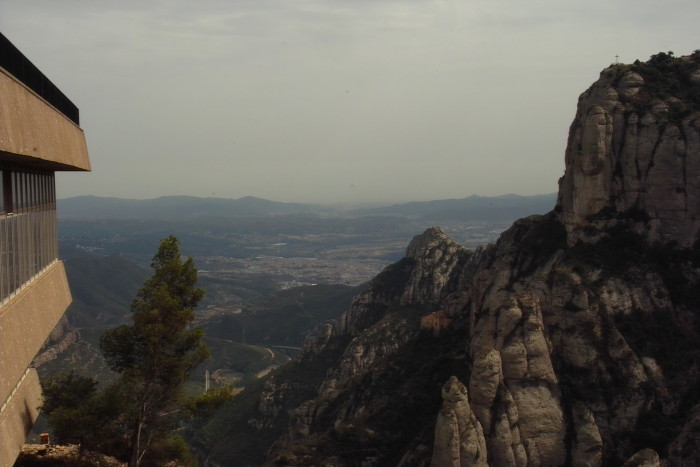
[41, 371, 123, 454]
[100, 235, 208, 466]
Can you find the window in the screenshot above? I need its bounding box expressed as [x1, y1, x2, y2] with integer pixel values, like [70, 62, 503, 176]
[0, 166, 57, 302]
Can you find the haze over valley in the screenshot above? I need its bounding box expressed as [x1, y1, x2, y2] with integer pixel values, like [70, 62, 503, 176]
[58, 193, 555, 293]
[4, 0, 700, 464]
[32, 192, 554, 435]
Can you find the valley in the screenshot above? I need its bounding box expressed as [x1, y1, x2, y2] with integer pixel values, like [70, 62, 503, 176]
[22, 52, 700, 466]
[38, 194, 549, 400]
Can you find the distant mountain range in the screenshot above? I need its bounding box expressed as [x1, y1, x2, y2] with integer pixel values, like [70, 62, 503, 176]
[58, 193, 556, 222]
[351, 193, 557, 221]
[57, 195, 324, 219]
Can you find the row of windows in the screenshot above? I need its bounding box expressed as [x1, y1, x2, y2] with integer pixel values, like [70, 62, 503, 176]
[1, 170, 56, 214]
[0, 168, 57, 303]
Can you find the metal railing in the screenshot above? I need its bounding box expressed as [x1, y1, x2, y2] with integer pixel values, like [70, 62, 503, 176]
[0, 170, 57, 304]
[0, 32, 79, 125]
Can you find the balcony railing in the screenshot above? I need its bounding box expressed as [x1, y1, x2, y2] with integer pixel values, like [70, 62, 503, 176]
[0, 32, 79, 126]
[0, 170, 57, 304]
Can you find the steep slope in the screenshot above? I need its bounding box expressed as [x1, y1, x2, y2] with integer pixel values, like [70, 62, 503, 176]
[193, 228, 476, 465]
[462, 213, 700, 466]
[461, 51, 700, 466]
[558, 51, 700, 247]
[201, 284, 362, 347]
[197, 51, 700, 466]
[60, 247, 150, 327]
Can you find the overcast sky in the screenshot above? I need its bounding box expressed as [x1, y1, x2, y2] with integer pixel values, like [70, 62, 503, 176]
[1, 1, 698, 204]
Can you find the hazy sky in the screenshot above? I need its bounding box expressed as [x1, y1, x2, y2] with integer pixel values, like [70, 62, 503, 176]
[1, 1, 698, 204]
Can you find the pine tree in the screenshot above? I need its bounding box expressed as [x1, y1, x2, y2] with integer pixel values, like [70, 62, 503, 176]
[100, 235, 208, 467]
[41, 371, 123, 454]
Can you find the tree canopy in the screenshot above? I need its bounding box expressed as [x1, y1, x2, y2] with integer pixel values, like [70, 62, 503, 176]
[100, 235, 208, 466]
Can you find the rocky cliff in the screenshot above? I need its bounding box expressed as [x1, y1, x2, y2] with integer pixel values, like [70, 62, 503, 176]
[196, 51, 700, 466]
[558, 51, 700, 247]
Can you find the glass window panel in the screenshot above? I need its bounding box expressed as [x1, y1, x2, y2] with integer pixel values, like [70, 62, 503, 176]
[0, 167, 57, 302]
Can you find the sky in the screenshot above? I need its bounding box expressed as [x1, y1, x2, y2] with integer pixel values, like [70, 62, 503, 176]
[1, 1, 698, 205]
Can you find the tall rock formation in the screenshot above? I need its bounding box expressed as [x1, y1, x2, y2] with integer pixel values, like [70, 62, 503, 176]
[272, 227, 474, 459]
[465, 51, 700, 465]
[196, 51, 700, 467]
[431, 376, 488, 467]
[558, 51, 700, 247]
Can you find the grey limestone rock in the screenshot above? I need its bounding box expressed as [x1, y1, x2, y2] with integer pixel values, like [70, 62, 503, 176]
[401, 226, 473, 307]
[622, 448, 660, 467]
[571, 402, 603, 467]
[557, 54, 700, 247]
[431, 376, 488, 467]
[469, 292, 566, 466]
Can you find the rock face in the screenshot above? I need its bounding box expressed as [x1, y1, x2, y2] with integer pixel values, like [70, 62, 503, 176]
[468, 291, 564, 466]
[623, 449, 660, 467]
[431, 376, 487, 467]
[199, 52, 700, 467]
[558, 52, 700, 247]
[275, 227, 473, 451]
[32, 316, 79, 366]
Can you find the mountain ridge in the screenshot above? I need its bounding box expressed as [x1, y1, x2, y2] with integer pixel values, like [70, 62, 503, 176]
[193, 51, 700, 466]
[57, 195, 324, 219]
[57, 193, 556, 222]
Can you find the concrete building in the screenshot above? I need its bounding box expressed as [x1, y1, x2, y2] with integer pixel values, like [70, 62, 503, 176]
[0, 33, 90, 466]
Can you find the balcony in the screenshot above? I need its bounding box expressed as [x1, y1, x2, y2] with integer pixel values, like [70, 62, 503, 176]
[1, 170, 58, 303]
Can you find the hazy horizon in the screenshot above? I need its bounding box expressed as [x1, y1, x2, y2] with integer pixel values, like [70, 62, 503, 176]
[2, 1, 698, 204]
[56, 190, 557, 206]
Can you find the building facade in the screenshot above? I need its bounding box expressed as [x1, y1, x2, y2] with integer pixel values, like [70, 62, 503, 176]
[0, 33, 90, 466]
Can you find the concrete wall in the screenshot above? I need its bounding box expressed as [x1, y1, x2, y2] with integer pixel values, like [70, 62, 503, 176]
[0, 369, 42, 467]
[0, 262, 72, 465]
[0, 68, 90, 171]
